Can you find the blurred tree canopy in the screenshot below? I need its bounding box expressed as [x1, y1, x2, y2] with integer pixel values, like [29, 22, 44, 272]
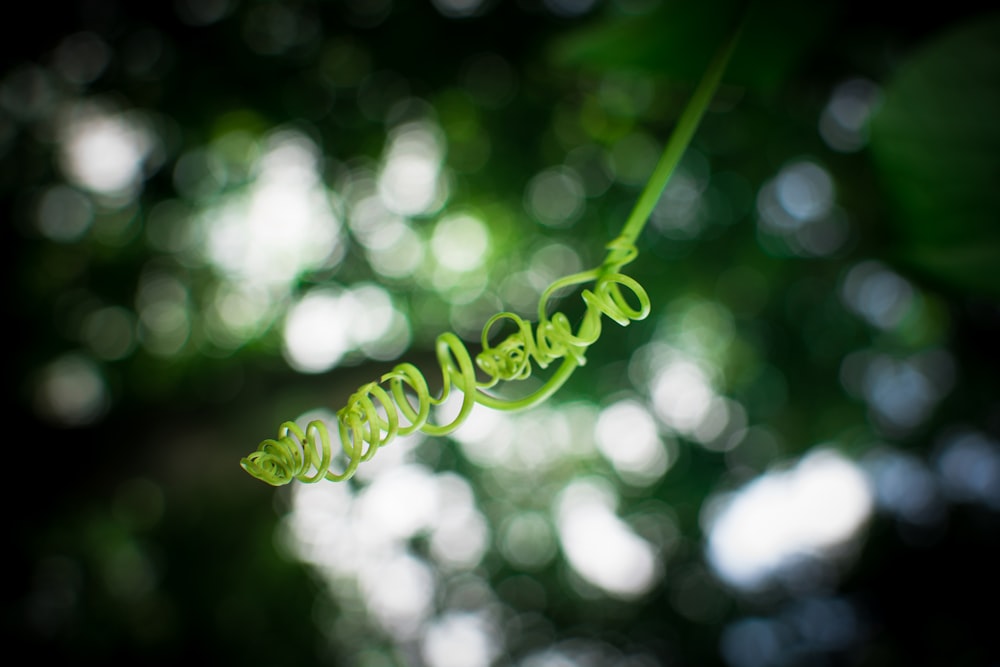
[3, 1, 999, 666]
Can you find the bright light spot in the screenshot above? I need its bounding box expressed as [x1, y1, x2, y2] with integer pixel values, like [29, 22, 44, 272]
[359, 550, 436, 638]
[696, 398, 744, 450]
[451, 404, 516, 468]
[366, 221, 425, 279]
[422, 612, 499, 667]
[595, 399, 672, 485]
[82, 306, 136, 361]
[935, 430, 1000, 510]
[344, 283, 395, 344]
[349, 190, 403, 246]
[775, 161, 833, 222]
[861, 350, 953, 433]
[652, 171, 706, 238]
[756, 160, 846, 257]
[525, 166, 584, 227]
[650, 358, 715, 434]
[449, 401, 594, 472]
[841, 349, 954, 436]
[206, 283, 276, 348]
[361, 307, 412, 361]
[434, 265, 488, 304]
[431, 213, 489, 272]
[36, 185, 93, 242]
[428, 474, 490, 569]
[841, 260, 915, 330]
[282, 288, 352, 373]
[350, 432, 423, 488]
[358, 464, 440, 540]
[555, 478, 661, 598]
[58, 102, 156, 201]
[529, 242, 582, 284]
[820, 78, 882, 153]
[280, 282, 405, 367]
[864, 358, 933, 429]
[199, 129, 343, 289]
[286, 462, 484, 641]
[284, 451, 493, 649]
[378, 121, 447, 216]
[285, 467, 358, 573]
[863, 448, 943, 525]
[634, 341, 740, 452]
[34, 353, 109, 426]
[705, 448, 873, 591]
[448, 292, 501, 338]
[499, 512, 557, 570]
[499, 270, 543, 317]
[515, 407, 592, 469]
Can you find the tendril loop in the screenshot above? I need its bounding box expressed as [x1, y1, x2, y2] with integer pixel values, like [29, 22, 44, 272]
[240, 235, 651, 486]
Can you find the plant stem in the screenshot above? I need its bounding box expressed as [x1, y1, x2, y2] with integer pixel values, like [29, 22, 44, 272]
[617, 21, 743, 248]
[504, 22, 745, 413]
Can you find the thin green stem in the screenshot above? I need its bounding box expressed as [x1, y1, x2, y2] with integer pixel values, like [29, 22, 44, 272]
[617, 21, 743, 249]
[475, 357, 579, 411]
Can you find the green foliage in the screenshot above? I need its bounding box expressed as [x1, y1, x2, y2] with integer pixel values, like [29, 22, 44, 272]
[869, 13, 1000, 297]
[550, 0, 836, 94]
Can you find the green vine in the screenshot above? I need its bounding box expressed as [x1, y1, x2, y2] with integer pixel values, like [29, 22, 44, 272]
[240, 25, 742, 486]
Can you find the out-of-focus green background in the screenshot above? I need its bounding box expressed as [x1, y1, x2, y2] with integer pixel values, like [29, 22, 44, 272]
[4, 1, 999, 665]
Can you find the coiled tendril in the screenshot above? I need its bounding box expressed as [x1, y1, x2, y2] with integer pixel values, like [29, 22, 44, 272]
[241, 236, 650, 486]
[241, 22, 742, 486]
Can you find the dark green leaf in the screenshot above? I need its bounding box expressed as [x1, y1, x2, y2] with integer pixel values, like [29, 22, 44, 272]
[549, 0, 838, 93]
[869, 13, 1000, 297]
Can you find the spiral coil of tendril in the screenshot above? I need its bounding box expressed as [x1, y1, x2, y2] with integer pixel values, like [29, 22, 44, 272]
[239, 234, 650, 486]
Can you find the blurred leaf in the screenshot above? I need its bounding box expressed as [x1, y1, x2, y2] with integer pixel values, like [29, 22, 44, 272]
[549, 0, 838, 93]
[868, 13, 1000, 297]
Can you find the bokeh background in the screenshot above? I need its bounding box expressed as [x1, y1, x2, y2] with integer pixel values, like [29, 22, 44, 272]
[4, 1, 999, 665]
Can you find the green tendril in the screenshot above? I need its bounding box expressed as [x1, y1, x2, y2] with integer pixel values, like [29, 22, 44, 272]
[240, 25, 741, 486]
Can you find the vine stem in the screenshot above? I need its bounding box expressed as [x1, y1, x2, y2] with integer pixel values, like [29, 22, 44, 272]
[499, 22, 744, 412]
[617, 20, 743, 249]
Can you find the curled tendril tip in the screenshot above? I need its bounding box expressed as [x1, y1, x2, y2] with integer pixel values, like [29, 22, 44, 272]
[240, 235, 650, 486]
